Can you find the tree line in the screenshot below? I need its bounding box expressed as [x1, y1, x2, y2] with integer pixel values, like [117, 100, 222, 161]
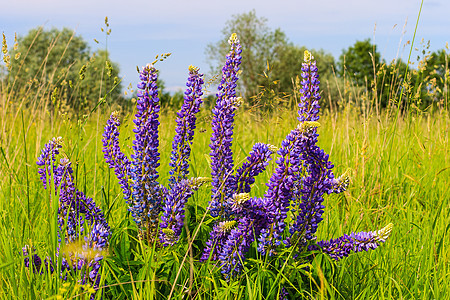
[1, 27, 124, 116]
[2, 12, 448, 114]
[206, 11, 449, 113]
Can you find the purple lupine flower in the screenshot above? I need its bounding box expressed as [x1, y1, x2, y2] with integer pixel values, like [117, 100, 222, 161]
[288, 124, 335, 247]
[329, 172, 350, 194]
[102, 111, 132, 199]
[25, 139, 111, 294]
[58, 218, 109, 291]
[218, 33, 242, 100]
[168, 66, 204, 187]
[228, 193, 269, 229]
[86, 223, 110, 252]
[36, 137, 63, 189]
[310, 224, 393, 260]
[89, 256, 104, 288]
[257, 127, 305, 256]
[218, 194, 269, 276]
[232, 143, 277, 193]
[53, 157, 109, 290]
[76, 190, 108, 229]
[129, 64, 162, 238]
[218, 216, 254, 277]
[204, 94, 242, 262]
[287, 53, 336, 248]
[200, 220, 237, 262]
[201, 214, 238, 262]
[22, 246, 55, 274]
[22, 245, 42, 273]
[209, 33, 242, 218]
[54, 158, 76, 202]
[159, 177, 210, 246]
[209, 96, 241, 218]
[298, 51, 321, 122]
[53, 158, 109, 245]
[54, 158, 80, 242]
[278, 286, 289, 300]
[84, 223, 110, 288]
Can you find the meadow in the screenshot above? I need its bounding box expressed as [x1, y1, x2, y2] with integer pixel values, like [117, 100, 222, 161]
[0, 29, 449, 299]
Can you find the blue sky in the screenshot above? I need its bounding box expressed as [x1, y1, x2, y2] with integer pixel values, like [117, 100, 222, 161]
[1, 0, 448, 93]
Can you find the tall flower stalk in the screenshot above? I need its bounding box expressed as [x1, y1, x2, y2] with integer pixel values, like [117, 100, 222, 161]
[25, 138, 110, 294]
[209, 33, 243, 218]
[168, 65, 205, 187]
[202, 34, 279, 269]
[103, 64, 207, 245]
[203, 43, 393, 277]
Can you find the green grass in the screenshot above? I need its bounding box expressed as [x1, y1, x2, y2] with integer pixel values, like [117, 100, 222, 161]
[0, 95, 448, 298]
[1, 7, 449, 296]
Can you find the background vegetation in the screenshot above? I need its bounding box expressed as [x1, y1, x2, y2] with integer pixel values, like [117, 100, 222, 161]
[0, 11, 448, 299]
[207, 11, 449, 113]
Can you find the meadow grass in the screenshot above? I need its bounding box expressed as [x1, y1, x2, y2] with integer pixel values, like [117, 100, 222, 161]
[0, 12, 449, 297]
[0, 94, 448, 298]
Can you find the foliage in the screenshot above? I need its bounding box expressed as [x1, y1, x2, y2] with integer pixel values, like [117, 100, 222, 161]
[205, 10, 288, 101]
[258, 44, 341, 111]
[78, 49, 122, 111]
[414, 48, 450, 108]
[6, 27, 122, 113]
[1, 13, 450, 299]
[206, 11, 344, 112]
[0, 78, 449, 299]
[338, 39, 381, 87]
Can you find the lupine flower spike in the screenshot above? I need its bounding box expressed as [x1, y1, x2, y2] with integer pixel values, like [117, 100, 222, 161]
[202, 34, 279, 274]
[202, 46, 393, 278]
[102, 111, 132, 200]
[103, 64, 208, 245]
[282, 51, 336, 250]
[209, 33, 243, 218]
[168, 65, 205, 187]
[129, 64, 162, 240]
[160, 177, 211, 246]
[310, 223, 394, 260]
[25, 138, 110, 294]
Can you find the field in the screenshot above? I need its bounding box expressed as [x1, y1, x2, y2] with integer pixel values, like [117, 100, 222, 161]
[0, 95, 448, 298]
[0, 26, 449, 299]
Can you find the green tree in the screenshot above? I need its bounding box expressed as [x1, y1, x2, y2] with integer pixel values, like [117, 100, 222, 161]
[8, 27, 122, 112]
[205, 10, 288, 101]
[375, 58, 411, 110]
[338, 39, 381, 87]
[375, 48, 448, 111]
[417, 49, 449, 107]
[77, 49, 122, 111]
[206, 11, 343, 110]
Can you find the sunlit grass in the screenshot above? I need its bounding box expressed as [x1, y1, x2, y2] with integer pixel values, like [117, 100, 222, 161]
[1, 6, 449, 297]
[0, 97, 448, 298]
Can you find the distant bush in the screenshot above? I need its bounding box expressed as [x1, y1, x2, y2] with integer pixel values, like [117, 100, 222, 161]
[4, 26, 122, 114]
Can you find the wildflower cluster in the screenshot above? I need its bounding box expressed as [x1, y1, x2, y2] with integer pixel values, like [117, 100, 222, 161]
[103, 63, 208, 245]
[24, 137, 110, 293]
[22, 32, 394, 299]
[201, 36, 393, 278]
